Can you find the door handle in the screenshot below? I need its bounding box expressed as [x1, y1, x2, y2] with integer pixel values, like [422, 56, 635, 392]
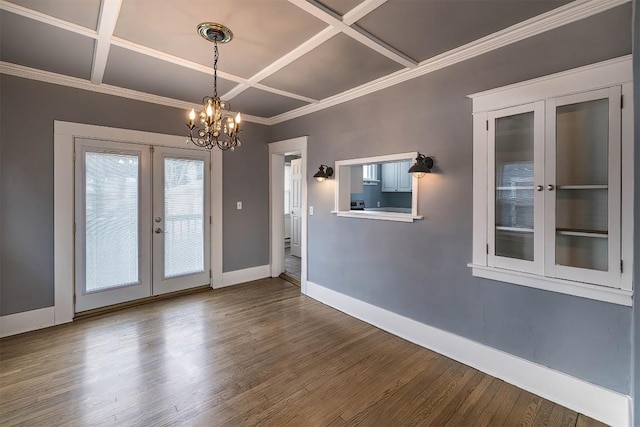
[154, 227, 163, 234]
[536, 185, 543, 191]
[154, 217, 162, 223]
[547, 184, 555, 191]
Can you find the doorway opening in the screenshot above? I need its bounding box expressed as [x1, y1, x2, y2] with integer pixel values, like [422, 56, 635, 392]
[269, 137, 308, 293]
[283, 154, 302, 285]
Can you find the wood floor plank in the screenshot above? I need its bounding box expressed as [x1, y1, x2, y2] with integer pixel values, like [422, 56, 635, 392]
[576, 413, 610, 427]
[532, 398, 556, 426]
[0, 278, 600, 426]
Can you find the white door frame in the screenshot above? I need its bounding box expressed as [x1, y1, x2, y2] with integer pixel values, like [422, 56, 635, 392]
[268, 136, 308, 293]
[53, 121, 223, 323]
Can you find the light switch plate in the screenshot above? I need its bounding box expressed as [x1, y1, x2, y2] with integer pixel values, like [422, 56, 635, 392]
[237, 201, 242, 210]
[309, 206, 314, 215]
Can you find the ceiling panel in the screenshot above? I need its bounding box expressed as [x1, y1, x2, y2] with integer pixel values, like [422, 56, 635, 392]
[114, 0, 327, 79]
[260, 33, 404, 100]
[7, 0, 101, 30]
[356, 0, 573, 62]
[0, 11, 95, 79]
[103, 45, 237, 103]
[314, 0, 364, 16]
[230, 88, 310, 118]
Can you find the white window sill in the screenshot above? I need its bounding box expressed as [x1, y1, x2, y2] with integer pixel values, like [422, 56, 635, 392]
[468, 264, 632, 306]
[331, 210, 423, 223]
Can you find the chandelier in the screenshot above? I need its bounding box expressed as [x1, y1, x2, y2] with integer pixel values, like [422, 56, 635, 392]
[186, 23, 241, 151]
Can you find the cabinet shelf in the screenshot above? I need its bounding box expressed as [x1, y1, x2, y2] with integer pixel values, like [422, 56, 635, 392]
[556, 185, 608, 190]
[496, 226, 534, 233]
[496, 186, 534, 190]
[556, 228, 608, 238]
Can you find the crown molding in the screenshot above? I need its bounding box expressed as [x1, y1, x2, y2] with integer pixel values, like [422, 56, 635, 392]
[268, 0, 630, 124]
[0, 62, 270, 125]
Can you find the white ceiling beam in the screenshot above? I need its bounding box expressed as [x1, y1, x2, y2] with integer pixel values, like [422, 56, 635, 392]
[222, 26, 339, 100]
[287, 0, 417, 69]
[112, 37, 317, 104]
[90, 0, 122, 84]
[222, 82, 318, 104]
[110, 37, 248, 84]
[0, 0, 97, 39]
[342, 0, 388, 25]
[224, 0, 387, 101]
[252, 84, 318, 103]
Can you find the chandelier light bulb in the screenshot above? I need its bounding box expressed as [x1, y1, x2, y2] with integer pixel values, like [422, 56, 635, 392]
[206, 103, 214, 117]
[235, 113, 242, 124]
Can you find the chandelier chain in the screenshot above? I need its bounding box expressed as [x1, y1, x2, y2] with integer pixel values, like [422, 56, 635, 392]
[213, 41, 218, 99]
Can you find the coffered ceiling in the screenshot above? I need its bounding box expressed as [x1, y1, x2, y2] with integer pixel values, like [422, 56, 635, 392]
[0, 0, 631, 124]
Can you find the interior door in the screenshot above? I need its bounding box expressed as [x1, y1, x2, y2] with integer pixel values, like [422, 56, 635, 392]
[74, 139, 152, 312]
[290, 158, 302, 258]
[152, 146, 211, 295]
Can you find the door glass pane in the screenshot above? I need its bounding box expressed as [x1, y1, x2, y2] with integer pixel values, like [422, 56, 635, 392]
[495, 112, 535, 261]
[164, 158, 205, 278]
[85, 152, 139, 292]
[555, 99, 608, 270]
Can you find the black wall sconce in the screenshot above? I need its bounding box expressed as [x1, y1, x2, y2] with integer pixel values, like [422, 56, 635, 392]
[408, 154, 434, 178]
[313, 165, 334, 182]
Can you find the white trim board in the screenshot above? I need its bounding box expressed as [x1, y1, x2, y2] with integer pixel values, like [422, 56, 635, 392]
[0, 307, 55, 338]
[305, 281, 632, 427]
[469, 264, 633, 306]
[219, 265, 271, 289]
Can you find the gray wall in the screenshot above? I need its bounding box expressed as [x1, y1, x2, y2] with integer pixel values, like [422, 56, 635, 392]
[270, 4, 633, 393]
[0, 75, 270, 315]
[222, 124, 269, 272]
[632, 1, 639, 424]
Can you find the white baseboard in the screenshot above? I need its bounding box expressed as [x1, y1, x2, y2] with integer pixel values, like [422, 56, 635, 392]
[306, 281, 631, 427]
[0, 307, 55, 338]
[218, 264, 271, 289]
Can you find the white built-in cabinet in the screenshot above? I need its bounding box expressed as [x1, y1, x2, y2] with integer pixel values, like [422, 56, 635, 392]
[468, 56, 634, 306]
[381, 161, 412, 192]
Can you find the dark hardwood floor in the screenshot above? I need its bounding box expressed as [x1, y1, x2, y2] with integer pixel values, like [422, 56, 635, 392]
[0, 278, 608, 426]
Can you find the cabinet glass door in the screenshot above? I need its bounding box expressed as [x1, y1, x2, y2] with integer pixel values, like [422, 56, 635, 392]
[488, 102, 544, 274]
[545, 88, 621, 286]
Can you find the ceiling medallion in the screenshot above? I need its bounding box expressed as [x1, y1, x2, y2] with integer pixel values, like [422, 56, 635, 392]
[186, 23, 241, 151]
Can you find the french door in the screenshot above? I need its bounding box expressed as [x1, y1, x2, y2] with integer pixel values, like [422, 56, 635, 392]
[75, 139, 210, 312]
